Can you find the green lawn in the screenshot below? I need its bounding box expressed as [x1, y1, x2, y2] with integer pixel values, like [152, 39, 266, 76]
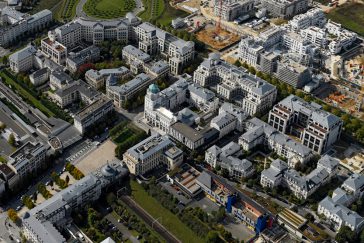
[327, 2, 364, 36]
[130, 180, 204, 243]
[59, 0, 79, 21]
[138, 0, 187, 26]
[83, 0, 136, 19]
[0, 72, 54, 117]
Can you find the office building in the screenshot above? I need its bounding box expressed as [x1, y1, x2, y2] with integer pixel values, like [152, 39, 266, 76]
[66, 45, 100, 73]
[9, 45, 37, 73]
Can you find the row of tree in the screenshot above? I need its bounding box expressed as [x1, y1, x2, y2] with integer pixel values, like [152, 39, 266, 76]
[65, 162, 84, 180]
[50, 171, 69, 189]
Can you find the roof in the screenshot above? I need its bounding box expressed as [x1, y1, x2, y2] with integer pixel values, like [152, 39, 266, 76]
[342, 174, 364, 192]
[171, 122, 203, 142]
[101, 237, 116, 243]
[9, 45, 36, 62]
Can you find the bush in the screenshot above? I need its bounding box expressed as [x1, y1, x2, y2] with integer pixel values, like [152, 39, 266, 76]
[7, 209, 19, 223]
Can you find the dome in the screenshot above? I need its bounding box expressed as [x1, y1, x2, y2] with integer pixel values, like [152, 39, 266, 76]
[101, 164, 117, 177]
[126, 12, 137, 22]
[148, 83, 160, 94]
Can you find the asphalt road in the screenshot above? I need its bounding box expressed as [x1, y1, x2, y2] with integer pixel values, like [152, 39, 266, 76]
[120, 195, 181, 243]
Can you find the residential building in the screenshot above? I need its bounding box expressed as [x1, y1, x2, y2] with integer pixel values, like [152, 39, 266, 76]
[195, 53, 277, 116]
[7, 141, 46, 180]
[52, 80, 99, 108]
[260, 0, 309, 19]
[213, 0, 254, 21]
[40, 37, 67, 65]
[318, 174, 364, 232]
[107, 73, 152, 108]
[123, 134, 183, 175]
[49, 70, 74, 90]
[29, 67, 50, 86]
[85, 66, 130, 89]
[122, 45, 151, 73]
[210, 113, 237, 138]
[268, 95, 343, 154]
[51, 22, 82, 48]
[261, 155, 339, 199]
[239, 118, 314, 165]
[9, 45, 37, 73]
[66, 45, 100, 73]
[276, 58, 311, 88]
[288, 8, 326, 32]
[0, 163, 19, 191]
[169, 122, 204, 150]
[73, 95, 113, 134]
[205, 142, 255, 179]
[135, 22, 195, 75]
[238, 36, 264, 67]
[0, 8, 52, 47]
[219, 102, 248, 132]
[23, 161, 128, 242]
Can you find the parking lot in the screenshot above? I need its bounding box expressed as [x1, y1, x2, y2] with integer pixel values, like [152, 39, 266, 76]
[65, 139, 97, 163]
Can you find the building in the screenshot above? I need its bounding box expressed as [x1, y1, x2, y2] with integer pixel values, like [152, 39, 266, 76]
[239, 118, 313, 165]
[169, 122, 204, 150]
[29, 67, 50, 86]
[276, 57, 311, 88]
[66, 45, 100, 73]
[268, 95, 343, 154]
[107, 73, 152, 108]
[0, 8, 52, 47]
[7, 141, 46, 180]
[49, 70, 74, 90]
[288, 8, 326, 32]
[135, 22, 195, 75]
[0, 163, 19, 192]
[52, 80, 99, 108]
[40, 37, 67, 65]
[261, 155, 339, 199]
[9, 45, 37, 73]
[238, 36, 264, 67]
[318, 174, 364, 232]
[194, 53, 277, 116]
[23, 161, 128, 242]
[206, 142, 255, 179]
[123, 134, 183, 175]
[73, 95, 113, 134]
[122, 45, 151, 73]
[85, 66, 130, 89]
[196, 170, 270, 232]
[213, 0, 254, 21]
[219, 102, 248, 132]
[260, 0, 308, 19]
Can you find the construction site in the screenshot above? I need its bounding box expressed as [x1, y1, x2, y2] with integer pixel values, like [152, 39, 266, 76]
[195, 24, 240, 51]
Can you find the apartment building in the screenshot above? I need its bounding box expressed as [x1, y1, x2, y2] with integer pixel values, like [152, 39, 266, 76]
[135, 22, 195, 75]
[85, 66, 130, 89]
[239, 118, 313, 165]
[194, 53, 277, 116]
[268, 95, 343, 154]
[73, 95, 113, 134]
[23, 161, 128, 242]
[107, 73, 152, 108]
[326, 20, 357, 54]
[0, 7, 52, 47]
[7, 141, 46, 180]
[258, 26, 286, 49]
[206, 142, 255, 179]
[51, 22, 82, 48]
[41, 37, 68, 65]
[52, 80, 99, 108]
[213, 0, 254, 21]
[260, 0, 308, 19]
[276, 58, 311, 88]
[261, 155, 339, 199]
[29, 67, 50, 86]
[49, 70, 74, 90]
[318, 174, 364, 232]
[238, 36, 264, 67]
[123, 134, 183, 175]
[66, 45, 100, 73]
[0, 163, 19, 192]
[9, 45, 37, 73]
[288, 8, 326, 32]
[122, 45, 151, 73]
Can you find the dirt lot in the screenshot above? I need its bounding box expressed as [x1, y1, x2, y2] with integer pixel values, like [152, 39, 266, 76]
[196, 24, 240, 51]
[76, 139, 117, 175]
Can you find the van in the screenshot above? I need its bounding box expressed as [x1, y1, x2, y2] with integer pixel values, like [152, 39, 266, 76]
[77, 233, 85, 241]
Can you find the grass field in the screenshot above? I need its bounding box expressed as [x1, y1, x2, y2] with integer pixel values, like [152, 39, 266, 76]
[59, 0, 79, 21]
[139, 0, 188, 25]
[327, 2, 364, 36]
[83, 0, 136, 19]
[0, 72, 54, 117]
[130, 180, 204, 243]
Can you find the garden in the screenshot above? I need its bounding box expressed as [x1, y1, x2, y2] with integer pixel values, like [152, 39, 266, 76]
[83, 0, 136, 19]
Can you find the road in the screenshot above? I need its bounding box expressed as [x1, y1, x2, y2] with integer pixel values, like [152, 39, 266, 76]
[105, 214, 140, 243]
[120, 195, 181, 243]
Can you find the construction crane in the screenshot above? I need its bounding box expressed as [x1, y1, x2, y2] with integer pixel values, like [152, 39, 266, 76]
[215, 0, 223, 36]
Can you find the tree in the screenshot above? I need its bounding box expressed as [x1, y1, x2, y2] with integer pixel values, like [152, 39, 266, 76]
[206, 231, 220, 243]
[7, 208, 19, 223]
[8, 133, 15, 146]
[65, 175, 70, 184]
[335, 226, 357, 243]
